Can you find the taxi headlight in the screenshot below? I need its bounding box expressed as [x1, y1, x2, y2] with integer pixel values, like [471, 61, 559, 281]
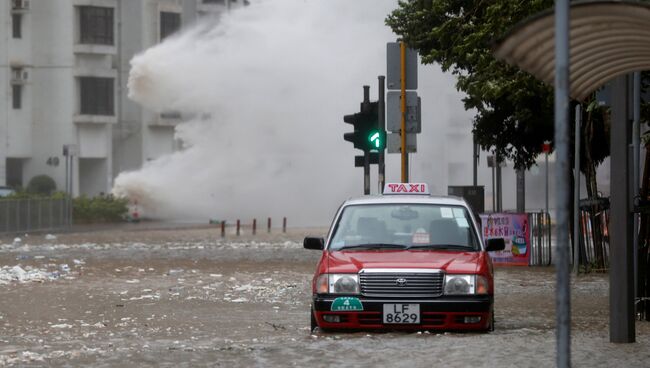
[443, 275, 489, 295]
[328, 274, 360, 294]
[444, 275, 475, 295]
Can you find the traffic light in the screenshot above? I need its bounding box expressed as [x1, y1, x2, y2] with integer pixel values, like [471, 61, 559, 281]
[367, 128, 386, 150]
[343, 112, 365, 150]
[343, 102, 385, 152]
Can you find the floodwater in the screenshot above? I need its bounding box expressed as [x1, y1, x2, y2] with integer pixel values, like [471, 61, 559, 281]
[0, 225, 648, 367]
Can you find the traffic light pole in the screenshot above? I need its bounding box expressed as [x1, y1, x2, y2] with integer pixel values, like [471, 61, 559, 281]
[400, 42, 408, 182]
[363, 86, 371, 195]
[364, 152, 370, 195]
[378, 76, 386, 193]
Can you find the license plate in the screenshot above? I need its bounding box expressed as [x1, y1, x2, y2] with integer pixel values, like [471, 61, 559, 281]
[382, 304, 420, 324]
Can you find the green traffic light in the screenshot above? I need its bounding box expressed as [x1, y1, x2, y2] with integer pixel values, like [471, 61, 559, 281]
[367, 129, 385, 150]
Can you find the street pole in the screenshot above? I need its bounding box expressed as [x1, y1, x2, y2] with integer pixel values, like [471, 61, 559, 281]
[546, 151, 549, 216]
[363, 85, 371, 195]
[554, 0, 571, 365]
[633, 71, 640, 304]
[364, 151, 370, 195]
[496, 154, 502, 212]
[491, 161, 496, 212]
[574, 104, 581, 274]
[64, 148, 70, 227]
[378, 76, 386, 193]
[400, 42, 408, 183]
[473, 135, 478, 186]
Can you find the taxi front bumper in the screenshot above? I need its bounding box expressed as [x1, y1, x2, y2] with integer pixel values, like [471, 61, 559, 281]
[312, 295, 492, 331]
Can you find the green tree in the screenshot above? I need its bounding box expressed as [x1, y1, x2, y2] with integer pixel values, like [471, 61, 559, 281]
[387, 0, 556, 169]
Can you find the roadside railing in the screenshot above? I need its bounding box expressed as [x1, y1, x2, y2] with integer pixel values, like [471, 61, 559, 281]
[528, 211, 552, 266]
[578, 197, 610, 271]
[0, 198, 72, 235]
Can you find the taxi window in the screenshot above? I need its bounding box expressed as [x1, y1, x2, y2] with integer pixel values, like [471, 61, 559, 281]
[329, 204, 479, 251]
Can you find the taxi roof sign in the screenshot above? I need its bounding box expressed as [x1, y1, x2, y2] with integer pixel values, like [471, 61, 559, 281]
[383, 183, 430, 195]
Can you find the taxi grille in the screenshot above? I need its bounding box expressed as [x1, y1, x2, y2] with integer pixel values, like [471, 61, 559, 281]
[359, 271, 444, 297]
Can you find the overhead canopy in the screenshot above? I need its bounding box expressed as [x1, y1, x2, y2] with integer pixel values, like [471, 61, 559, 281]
[494, 0, 650, 101]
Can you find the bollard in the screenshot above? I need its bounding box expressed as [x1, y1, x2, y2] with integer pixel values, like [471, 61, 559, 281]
[236, 219, 240, 236]
[221, 220, 226, 238]
[267, 217, 272, 233]
[252, 218, 257, 235]
[283, 217, 287, 233]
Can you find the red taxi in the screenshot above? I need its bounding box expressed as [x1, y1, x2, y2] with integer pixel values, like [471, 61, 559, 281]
[304, 183, 504, 332]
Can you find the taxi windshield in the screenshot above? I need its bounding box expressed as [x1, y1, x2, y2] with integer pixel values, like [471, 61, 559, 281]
[328, 203, 480, 251]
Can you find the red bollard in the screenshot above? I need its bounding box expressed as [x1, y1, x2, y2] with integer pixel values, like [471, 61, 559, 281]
[267, 217, 272, 233]
[221, 220, 226, 238]
[236, 219, 240, 236]
[252, 218, 257, 235]
[283, 217, 287, 233]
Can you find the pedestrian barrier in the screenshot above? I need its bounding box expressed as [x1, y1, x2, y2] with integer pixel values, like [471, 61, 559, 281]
[528, 211, 552, 266]
[217, 217, 287, 237]
[578, 197, 610, 271]
[0, 197, 72, 235]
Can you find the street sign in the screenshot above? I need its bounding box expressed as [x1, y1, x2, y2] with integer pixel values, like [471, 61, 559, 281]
[386, 42, 418, 90]
[386, 91, 421, 133]
[387, 132, 416, 153]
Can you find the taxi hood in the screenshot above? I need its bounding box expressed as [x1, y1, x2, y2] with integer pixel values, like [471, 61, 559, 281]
[325, 249, 482, 274]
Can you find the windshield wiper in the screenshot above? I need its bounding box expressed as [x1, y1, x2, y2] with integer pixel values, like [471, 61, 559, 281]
[338, 243, 408, 250]
[405, 244, 474, 251]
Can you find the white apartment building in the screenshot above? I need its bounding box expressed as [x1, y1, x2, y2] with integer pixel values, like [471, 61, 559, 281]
[1, 0, 242, 196]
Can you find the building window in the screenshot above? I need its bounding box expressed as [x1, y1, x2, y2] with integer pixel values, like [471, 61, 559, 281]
[79, 77, 114, 116]
[79, 6, 114, 45]
[12, 84, 22, 109]
[12, 14, 22, 38]
[160, 12, 181, 40]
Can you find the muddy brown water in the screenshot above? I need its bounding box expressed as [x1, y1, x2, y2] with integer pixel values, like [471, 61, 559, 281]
[0, 225, 649, 367]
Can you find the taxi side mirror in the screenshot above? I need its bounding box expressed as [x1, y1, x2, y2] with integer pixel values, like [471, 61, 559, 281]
[304, 237, 325, 250]
[486, 238, 506, 252]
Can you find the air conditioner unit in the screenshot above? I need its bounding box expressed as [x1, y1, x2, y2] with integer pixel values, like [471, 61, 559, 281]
[12, 0, 30, 10]
[11, 69, 28, 84]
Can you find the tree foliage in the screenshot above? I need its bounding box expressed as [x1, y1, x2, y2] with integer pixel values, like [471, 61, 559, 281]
[386, 0, 566, 169]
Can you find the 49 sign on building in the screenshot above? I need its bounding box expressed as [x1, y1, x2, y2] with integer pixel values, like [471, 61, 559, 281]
[480, 213, 530, 266]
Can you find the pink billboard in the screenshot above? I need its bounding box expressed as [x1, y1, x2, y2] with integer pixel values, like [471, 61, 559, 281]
[480, 213, 530, 266]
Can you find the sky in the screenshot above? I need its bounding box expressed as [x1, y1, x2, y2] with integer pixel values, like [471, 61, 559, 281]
[112, 0, 478, 226]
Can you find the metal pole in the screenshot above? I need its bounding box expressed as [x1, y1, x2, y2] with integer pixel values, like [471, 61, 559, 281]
[554, 0, 571, 365]
[496, 155, 502, 212]
[546, 151, 549, 216]
[362, 86, 371, 194]
[491, 164, 496, 212]
[65, 154, 69, 195]
[69, 154, 74, 223]
[400, 42, 407, 182]
[379, 76, 386, 193]
[364, 152, 370, 195]
[574, 104, 581, 274]
[633, 71, 640, 304]
[610, 74, 635, 343]
[473, 135, 478, 187]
